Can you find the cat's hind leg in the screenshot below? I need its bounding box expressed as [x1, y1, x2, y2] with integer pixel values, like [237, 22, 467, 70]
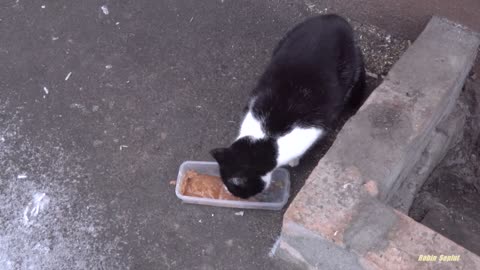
[347, 59, 367, 111]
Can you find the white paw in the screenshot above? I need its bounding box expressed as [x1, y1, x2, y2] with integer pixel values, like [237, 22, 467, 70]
[288, 158, 300, 167]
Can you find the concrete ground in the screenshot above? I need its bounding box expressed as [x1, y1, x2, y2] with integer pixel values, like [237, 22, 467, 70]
[304, 0, 480, 39]
[0, 1, 358, 269]
[305, 0, 480, 75]
[0, 0, 475, 270]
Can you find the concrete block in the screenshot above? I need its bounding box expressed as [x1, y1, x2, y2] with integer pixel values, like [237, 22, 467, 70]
[351, 16, 479, 200]
[388, 102, 466, 212]
[275, 17, 480, 269]
[274, 222, 364, 270]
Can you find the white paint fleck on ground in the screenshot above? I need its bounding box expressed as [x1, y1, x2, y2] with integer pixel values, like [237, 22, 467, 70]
[0, 101, 131, 269]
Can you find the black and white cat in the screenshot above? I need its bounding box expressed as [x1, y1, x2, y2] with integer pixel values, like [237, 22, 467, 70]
[210, 14, 366, 198]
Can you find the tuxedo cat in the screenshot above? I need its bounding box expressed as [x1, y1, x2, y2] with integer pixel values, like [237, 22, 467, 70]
[210, 14, 366, 199]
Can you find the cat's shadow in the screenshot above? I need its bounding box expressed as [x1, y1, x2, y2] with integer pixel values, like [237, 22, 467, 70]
[285, 76, 380, 208]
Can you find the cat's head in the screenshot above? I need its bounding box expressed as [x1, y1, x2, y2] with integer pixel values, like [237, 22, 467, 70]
[210, 137, 276, 199]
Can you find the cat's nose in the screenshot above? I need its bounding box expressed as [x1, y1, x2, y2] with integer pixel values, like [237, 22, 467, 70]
[230, 177, 247, 186]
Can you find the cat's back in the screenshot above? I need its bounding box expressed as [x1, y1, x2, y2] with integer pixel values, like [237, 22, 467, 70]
[272, 14, 355, 68]
[249, 15, 362, 135]
[260, 14, 358, 94]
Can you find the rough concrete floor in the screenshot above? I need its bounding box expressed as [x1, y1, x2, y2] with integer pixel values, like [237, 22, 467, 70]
[0, 1, 406, 269]
[304, 0, 480, 41]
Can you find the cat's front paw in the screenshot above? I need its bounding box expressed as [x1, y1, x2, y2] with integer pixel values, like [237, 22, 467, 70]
[288, 158, 300, 167]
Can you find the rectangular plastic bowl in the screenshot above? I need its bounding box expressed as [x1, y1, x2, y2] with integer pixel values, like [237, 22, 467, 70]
[175, 161, 290, 210]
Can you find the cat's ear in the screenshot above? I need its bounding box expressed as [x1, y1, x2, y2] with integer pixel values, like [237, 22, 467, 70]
[210, 148, 229, 164]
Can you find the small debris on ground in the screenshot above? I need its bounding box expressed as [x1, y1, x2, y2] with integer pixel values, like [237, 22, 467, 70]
[352, 22, 409, 76]
[366, 70, 379, 79]
[470, 72, 477, 80]
[93, 140, 103, 147]
[342, 183, 352, 189]
[385, 34, 391, 43]
[169, 180, 176, 185]
[105, 64, 112, 69]
[17, 174, 27, 179]
[234, 211, 244, 216]
[23, 192, 50, 226]
[101, 5, 109, 15]
[70, 103, 90, 114]
[119, 145, 128, 150]
[42, 86, 49, 98]
[65, 72, 72, 81]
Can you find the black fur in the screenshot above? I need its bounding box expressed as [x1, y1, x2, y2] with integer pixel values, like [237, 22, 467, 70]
[211, 14, 366, 198]
[252, 14, 365, 135]
[210, 137, 277, 199]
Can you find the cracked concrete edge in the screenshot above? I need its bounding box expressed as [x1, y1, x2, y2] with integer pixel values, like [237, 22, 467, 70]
[275, 204, 480, 270]
[361, 209, 480, 270]
[273, 221, 365, 270]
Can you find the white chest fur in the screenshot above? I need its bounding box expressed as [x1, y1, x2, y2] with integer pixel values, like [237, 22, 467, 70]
[276, 126, 324, 166]
[237, 111, 324, 167]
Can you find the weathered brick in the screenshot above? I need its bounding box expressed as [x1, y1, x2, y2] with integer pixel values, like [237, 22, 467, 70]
[389, 102, 466, 212]
[275, 17, 480, 270]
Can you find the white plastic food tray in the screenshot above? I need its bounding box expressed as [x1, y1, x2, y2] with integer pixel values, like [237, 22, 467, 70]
[176, 161, 290, 210]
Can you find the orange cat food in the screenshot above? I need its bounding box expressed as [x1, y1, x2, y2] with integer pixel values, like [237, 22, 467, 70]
[180, 170, 246, 201]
